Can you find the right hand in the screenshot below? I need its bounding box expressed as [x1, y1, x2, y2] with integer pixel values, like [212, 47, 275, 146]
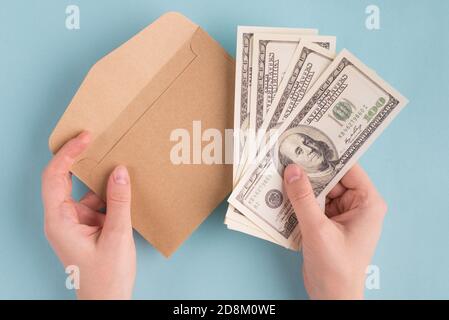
[283, 163, 387, 300]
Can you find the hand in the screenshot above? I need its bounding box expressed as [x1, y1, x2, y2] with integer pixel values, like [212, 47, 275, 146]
[283, 164, 387, 300]
[41, 132, 136, 299]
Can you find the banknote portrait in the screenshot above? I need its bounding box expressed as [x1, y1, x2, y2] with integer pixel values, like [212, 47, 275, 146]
[274, 125, 338, 193]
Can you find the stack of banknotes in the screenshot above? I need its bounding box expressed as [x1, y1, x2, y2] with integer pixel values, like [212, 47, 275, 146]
[225, 26, 408, 250]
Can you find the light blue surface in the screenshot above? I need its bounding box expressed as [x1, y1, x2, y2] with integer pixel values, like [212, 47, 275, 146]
[0, 0, 448, 299]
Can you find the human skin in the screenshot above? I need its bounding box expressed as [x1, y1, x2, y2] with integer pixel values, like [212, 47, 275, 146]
[41, 131, 136, 299]
[283, 163, 387, 299]
[42, 132, 385, 300]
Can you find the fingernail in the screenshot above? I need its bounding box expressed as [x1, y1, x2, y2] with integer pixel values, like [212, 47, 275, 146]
[286, 165, 302, 184]
[113, 166, 129, 185]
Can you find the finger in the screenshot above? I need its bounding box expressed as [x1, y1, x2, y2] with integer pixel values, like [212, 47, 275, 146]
[325, 199, 342, 218]
[80, 191, 106, 211]
[46, 131, 91, 175]
[42, 131, 91, 214]
[76, 224, 102, 239]
[283, 164, 327, 233]
[101, 166, 132, 240]
[339, 164, 375, 191]
[74, 203, 106, 226]
[327, 182, 346, 199]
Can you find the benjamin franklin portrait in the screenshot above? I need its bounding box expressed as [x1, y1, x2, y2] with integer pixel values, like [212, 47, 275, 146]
[273, 125, 339, 194]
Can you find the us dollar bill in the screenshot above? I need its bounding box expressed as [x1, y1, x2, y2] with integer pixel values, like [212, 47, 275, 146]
[228, 27, 318, 243]
[229, 33, 334, 242]
[258, 42, 335, 149]
[248, 34, 336, 140]
[225, 216, 280, 243]
[228, 49, 408, 249]
[239, 34, 336, 182]
[232, 27, 318, 183]
[226, 196, 325, 249]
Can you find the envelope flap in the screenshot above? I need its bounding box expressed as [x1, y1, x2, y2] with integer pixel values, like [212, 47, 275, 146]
[49, 12, 198, 153]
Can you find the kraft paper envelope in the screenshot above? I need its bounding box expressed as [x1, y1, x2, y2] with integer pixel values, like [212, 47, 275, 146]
[49, 12, 235, 257]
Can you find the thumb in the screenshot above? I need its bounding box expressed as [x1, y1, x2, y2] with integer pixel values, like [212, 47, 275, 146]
[103, 165, 132, 238]
[284, 164, 327, 232]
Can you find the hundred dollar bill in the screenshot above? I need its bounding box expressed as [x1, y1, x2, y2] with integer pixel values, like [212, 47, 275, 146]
[228, 49, 408, 249]
[228, 26, 318, 242]
[258, 42, 335, 150]
[225, 216, 280, 244]
[224, 204, 282, 245]
[226, 195, 326, 249]
[249, 34, 336, 140]
[232, 27, 318, 183]
[225, 187, 325, 249]
[228, 34, 334, 241]
[227, 219, 302, 251]
[239, 34, 336, 181]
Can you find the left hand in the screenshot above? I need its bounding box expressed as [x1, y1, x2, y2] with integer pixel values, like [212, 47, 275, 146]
[41, 131, 136, 299]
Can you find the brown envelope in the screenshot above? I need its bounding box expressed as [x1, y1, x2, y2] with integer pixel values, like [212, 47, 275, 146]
[49, 12, 235, 257]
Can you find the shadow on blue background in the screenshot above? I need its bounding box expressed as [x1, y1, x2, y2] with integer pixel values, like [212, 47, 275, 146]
[0, 0, 448, 299]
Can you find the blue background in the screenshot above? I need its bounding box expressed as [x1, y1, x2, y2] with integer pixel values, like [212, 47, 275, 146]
[0, 0, 448, 299]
